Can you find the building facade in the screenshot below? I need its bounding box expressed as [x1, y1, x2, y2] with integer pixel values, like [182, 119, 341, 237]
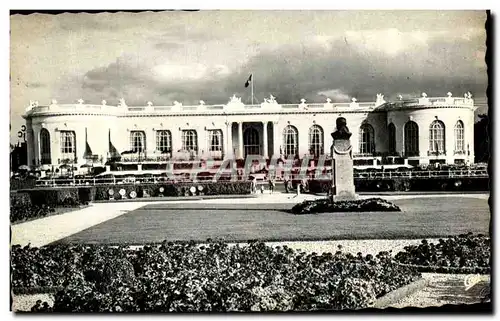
[22, 92, 477, 168]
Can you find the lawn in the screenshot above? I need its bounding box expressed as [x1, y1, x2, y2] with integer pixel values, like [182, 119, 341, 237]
[56, 196, 490, 245]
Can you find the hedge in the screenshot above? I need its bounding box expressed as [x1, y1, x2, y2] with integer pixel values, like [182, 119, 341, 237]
[10, 178, 37, 191]
[308, 177, 489, 194]
[18, 181, 252, 205]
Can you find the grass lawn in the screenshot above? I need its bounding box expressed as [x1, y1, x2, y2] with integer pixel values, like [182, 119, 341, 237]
[56, 196, 490, 245]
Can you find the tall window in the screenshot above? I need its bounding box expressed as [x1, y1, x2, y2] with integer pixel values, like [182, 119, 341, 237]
[454, 120, 465, 153]
[130, 131, 146, 153]
[404, 121, 419, 157]
[182, 130, 198, 153]
[243, 127, 260, 157]
[308, 125, 324, 157]
[60, 130, 76, 160]
[156, 130, 171, 153]
[207, 129, 223, 152]
[429, 120, 445, 154]
[283, 125, 299, 157]
[388, 123, 396, 155]
[40, 128, 51, 164]
[359, 124, 375, 155]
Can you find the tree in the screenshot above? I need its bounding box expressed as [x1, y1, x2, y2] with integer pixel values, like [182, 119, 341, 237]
[474, 114, 489, 163]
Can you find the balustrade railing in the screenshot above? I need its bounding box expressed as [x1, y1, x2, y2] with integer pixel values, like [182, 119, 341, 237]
[34, 169, 488, 188]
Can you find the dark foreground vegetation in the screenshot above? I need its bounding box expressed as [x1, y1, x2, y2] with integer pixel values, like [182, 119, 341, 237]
[11, 233, 490, 312]
[12, 240, 420, 312]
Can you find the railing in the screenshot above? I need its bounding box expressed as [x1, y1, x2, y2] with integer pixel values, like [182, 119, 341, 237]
[33, 169, 488, 188]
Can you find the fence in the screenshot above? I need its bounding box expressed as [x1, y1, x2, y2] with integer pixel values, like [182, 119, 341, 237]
[32, 169, 489, 188]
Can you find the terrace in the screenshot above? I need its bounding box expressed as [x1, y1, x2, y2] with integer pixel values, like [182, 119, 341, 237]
[23, 92, 476, 118]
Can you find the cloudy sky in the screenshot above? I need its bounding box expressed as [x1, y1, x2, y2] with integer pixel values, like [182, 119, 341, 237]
[10, 10, 488, 142]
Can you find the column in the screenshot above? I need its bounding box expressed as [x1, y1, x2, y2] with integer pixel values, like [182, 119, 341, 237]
[263, 121, 269, 159]
[238, 122, 243, 159]
[273, 121, 280, 158]
[223, 121, 232, 159]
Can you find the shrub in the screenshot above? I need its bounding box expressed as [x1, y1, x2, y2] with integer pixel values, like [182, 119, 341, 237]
[93, 181, 252, 200]
[394, 233, 491, 274]
[11, 241, 421, 312]
[291, 198, 401, 215]
[10, 193, 55, 223]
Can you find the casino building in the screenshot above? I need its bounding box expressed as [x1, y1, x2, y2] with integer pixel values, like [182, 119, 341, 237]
[22, 91, 477, 170]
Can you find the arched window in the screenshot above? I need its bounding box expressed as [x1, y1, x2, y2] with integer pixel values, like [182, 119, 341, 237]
[181, 130, 198, 153]
[60, 130, 76, 161]
[429, 120, 445, 154]
[208, 129, 223, 153]
[359, 123, 375, 155]
[156, 130, 172, 153]
[454, 120, 465, 153]
[308, 125, 324, 158]
[283, 125, 299, 157]
[243, 127, 260, 157]
[404, 121, 419, 157]
[40, 128, 51, 164]
[130, 131, 146, 153]
[388, 123, 396, 155]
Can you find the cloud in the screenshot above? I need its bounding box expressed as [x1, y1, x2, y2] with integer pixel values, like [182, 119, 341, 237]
[55, 27, 486, 108]
[317, 89, 351, 102]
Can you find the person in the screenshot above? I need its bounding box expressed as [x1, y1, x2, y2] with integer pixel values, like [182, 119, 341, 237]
[284, 175, 289, 193]
[252, 176, 258, 194]
[268, 176, 275, 194]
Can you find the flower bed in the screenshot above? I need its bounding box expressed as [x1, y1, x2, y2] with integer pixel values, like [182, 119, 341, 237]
[11, 241, 421, 312]
[394, 233, 491, 274]
[291, 198, 401, 215]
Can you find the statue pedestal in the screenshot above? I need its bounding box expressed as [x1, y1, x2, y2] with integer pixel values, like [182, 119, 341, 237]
[331, 139, 357, 202]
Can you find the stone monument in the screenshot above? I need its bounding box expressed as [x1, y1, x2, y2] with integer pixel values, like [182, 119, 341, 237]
[330, 117, 357, 201]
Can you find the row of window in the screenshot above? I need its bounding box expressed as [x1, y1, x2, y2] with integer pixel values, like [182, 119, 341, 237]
[386, 120, 465, 156]
[129, 130, 223, 154]
[37, 120, 466, 163]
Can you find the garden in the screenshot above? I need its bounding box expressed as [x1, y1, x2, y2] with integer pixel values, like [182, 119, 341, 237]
[10, 233, 490, 312]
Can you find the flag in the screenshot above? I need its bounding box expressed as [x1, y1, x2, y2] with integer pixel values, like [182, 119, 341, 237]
[83, 127, 93, 158]
[244, 74, 252, 88]
[108, 129, 121, 160]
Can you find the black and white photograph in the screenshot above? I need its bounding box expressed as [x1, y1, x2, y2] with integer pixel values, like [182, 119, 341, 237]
[8, 9, 491, 313]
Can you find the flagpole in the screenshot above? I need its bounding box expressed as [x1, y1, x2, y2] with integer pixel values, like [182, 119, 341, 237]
[251, 73, 254, 105]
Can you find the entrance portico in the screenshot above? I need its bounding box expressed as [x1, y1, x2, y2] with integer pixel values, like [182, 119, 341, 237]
[231, 121, 274, 160]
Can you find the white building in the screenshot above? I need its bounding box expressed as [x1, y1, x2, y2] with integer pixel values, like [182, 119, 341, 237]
[22, 92, 477, 169]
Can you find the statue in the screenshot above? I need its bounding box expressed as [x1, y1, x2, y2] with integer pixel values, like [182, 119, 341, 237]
[147, 101, 153, 107]
[331, 117, 352, 140]
[51, 99, 58, 105]
[101, 100, 107, 106]
[447, 92, 453, 97]
[466, 92, 472, 99]
[326, 98, 332, 103]
[173, 101, 182, 107]
[375, 93, 386, 106]
[77, 98, 84, 104]
[299, 98, 308, 110]
[398, 94, 403, 100]
[421, 92, 427, 98]
[199, 100, 205, 106]
[330, 117, 356, 201]
[269, 94, 276, 103]
[119, 98, 127, 107]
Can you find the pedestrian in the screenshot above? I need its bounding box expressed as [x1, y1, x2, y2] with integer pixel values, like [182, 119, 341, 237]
[284, 175, 289, 193]
[269, 176, 275, 194]
[252, 176, 258, 194]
